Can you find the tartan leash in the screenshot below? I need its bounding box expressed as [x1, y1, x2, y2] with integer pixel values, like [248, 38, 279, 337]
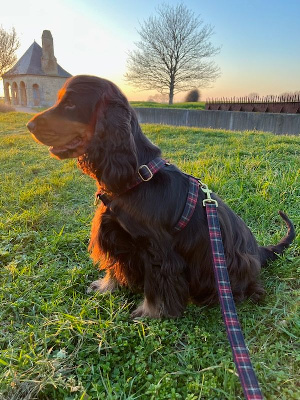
[200, 183, 264, 400]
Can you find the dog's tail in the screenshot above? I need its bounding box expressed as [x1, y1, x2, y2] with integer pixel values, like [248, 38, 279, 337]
[259, 211, 295, 266]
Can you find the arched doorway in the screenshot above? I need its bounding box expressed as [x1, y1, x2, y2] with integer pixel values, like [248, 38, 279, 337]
[20, 81, 27, 106]
[12, 82, 19, 105]
[32, 84, 41, 106]
[4, 82, 11, 104]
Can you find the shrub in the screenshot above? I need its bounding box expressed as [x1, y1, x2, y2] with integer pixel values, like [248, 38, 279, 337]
[184, 89, 201, 102]
[0, 100, 15, 113]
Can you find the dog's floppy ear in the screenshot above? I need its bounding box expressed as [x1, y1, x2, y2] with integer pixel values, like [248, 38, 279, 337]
[80, 93, 138, 193]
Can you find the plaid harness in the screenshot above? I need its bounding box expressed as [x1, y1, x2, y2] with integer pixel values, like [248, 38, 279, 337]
[95, 157, 199, 232]
[95, 157, 167, 207]
[173, 176, 199, 232]
[96, 157, 264, 399]
[96, 157, 199, 233]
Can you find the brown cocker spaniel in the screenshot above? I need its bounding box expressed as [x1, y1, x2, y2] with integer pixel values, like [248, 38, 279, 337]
[27, 75, 295, 318]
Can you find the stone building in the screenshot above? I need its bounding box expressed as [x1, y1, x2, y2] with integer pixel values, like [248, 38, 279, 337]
[3, 30, 71, 108]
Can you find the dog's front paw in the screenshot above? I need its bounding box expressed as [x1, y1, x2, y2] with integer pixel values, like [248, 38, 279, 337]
[131, 300, 160, 319]
[87, 276, 118, 294]
[131, 304, 145, 319]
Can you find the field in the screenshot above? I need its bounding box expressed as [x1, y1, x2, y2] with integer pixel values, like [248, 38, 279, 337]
[0, 112, 299, 399]
[130, 101, 206, 110]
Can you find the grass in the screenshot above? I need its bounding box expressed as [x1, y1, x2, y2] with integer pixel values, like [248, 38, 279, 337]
[0, 112, 299, 399]
[130, 101, 206, 110]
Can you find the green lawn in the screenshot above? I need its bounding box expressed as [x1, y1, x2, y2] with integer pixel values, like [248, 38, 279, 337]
[0, 112, 299, 400]
[130, 101, 206, 110]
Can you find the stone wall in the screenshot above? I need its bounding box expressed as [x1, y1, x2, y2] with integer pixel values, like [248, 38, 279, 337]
[134, 108, 300, 135]
[3, 75, 68, 107]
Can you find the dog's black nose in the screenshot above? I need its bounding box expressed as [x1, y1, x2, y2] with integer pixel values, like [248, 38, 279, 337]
[27, 121, 36, 132]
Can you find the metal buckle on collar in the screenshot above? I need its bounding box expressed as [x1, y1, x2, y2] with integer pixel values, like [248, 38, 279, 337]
[94, 192, 111, 206]
[199, 182, 218, 207]
[94, 194, 101, 206]
[138, 165, 153, 181]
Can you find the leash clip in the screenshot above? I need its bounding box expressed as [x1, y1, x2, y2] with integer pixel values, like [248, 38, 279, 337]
[199, 182, 218, 207]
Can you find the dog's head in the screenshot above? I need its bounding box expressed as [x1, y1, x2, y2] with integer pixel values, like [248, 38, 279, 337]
[27, 75, 138, 191]
[27, 75, 133, 159]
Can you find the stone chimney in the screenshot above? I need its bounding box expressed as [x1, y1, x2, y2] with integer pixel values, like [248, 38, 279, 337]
[41, 30, 58, 75]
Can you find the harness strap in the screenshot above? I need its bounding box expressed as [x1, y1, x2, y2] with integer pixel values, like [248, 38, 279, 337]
[204, 200, 264, 400]
[173, 176, 199, 232]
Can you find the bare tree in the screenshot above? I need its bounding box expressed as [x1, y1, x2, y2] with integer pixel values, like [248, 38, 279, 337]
[265, 94, 275, 102]
[0, 26, 20, 77]
[280, 91, 300, 98]
[125, 3, 220, 104]
[248, 92, 260, 100]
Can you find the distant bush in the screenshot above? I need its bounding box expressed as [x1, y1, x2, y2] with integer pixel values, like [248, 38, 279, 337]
[0, 100, 15, 113]
[147, 93, 169, 103]
[184, 89, 201, 102]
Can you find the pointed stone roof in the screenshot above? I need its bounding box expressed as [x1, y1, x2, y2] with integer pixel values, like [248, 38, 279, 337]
[3, 41, 71, 78]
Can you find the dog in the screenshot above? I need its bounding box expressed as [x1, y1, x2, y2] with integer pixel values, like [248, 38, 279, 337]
[27, 75, 295, 318]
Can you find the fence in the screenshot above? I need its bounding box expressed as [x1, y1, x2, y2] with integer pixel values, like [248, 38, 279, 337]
[205, 95, 300, 114]
[134, 107, 300, 135]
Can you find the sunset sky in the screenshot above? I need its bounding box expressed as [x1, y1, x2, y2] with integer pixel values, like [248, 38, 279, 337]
[1, 0, 300, 101]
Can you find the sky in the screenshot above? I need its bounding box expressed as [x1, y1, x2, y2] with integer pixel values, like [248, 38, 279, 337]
[1, 0, 300, 101]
